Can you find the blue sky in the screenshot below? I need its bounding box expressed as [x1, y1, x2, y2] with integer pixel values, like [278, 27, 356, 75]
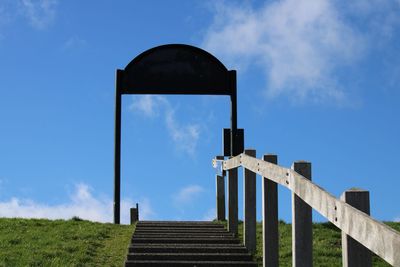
[0, 0, 399, 224]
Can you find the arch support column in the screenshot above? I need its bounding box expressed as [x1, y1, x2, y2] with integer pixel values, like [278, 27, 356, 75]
[114, 70, 122, 224]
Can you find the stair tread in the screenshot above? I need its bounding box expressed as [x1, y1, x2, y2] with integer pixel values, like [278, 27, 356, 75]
[137, 222, 223, 224]
[125, 221, 256, 266]
[129, 243, 245, 248]
[135, 228, 227, 231]
[128, 252, 251, 255]
[126, 260, 256, 265]
[132, 239, 237, 240]
[133, 234, 233, 237]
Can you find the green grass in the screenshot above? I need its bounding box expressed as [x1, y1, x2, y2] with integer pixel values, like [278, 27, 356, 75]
[0, 217, 134, 267]
[236, 220, 400, 266]
[1, 218, 399, 266]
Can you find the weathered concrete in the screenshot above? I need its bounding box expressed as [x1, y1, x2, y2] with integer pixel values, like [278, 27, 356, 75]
[228, 167, 238, 236]
[262, 154, 279, 267]
[216, 174, 226, 221]
[341, 189, 372, 267]
[292, 161, 312, 267]
[131, 203, 139, 224]
[222, 153, 400, 266]
[243, 149, 256, 254]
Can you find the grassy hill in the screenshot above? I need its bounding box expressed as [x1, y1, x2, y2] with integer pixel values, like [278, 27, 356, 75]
[237, 220, 400, 267]
[0, 218, 134, 267]
[0, 218, 399, 266]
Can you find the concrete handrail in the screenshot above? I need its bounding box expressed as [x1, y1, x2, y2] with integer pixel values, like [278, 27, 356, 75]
[214, 153, 400, 266]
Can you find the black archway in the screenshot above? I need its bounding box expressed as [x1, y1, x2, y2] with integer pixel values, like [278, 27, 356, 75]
[114, 44, 239, 224]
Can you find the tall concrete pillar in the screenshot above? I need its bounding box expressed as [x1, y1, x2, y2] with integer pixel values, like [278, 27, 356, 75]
[228, 167, 238, 236]
[341, 189, 371, 267]
[292, 161, 312, 267]
[216, 174, 226, 221]
[243, 149, 257, 253]
[263, 154, 279, 267]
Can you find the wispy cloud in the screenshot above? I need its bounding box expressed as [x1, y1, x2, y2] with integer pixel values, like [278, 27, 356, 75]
[172, 185, 205, 206]
[0, 183, 155, 224]
[202, 0, 363, 103]
[130, 95, 165, 118]
[130, 95, 201, 156]
[343, 0, 400, 41]
[62, 36, 87, 51]
[20, 0, 57, 30]
[165, 108, 200, 156]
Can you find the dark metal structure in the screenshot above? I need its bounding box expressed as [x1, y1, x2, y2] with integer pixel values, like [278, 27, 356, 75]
[114, 44, 238, 224]
[223, 128, 244, 157]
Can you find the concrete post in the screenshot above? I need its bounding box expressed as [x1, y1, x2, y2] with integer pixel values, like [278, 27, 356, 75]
[130, 203, 139, 224]
[228, 167, 238, 236]
[292, 161, 312, 267]
[263, 154, 279, 267]
[216, 174, 226, 221]
[341, 189, 371, 267]
[244, 149, 257, 254]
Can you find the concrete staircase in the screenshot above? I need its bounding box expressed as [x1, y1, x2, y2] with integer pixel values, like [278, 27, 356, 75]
[125, 221, 258, 266]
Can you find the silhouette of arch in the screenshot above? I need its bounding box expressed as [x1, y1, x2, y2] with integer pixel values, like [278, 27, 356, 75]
[120, 44, 232, 95]
[113, 44, 238, 224]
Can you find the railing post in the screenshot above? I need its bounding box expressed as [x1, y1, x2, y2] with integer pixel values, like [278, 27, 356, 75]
[215, 155, 226, 221]
[263, 154, 279, 267]
[216, 174, 226, 221]
[228, 166, 238, 236]
[244, 149, 256, 254]
[341, 189, 371, 267]
[292, 161, 313, 267]
[130, 203, 139, 224]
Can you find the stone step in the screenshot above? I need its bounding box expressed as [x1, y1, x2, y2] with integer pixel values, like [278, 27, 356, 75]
[129, 244, 248, 254]
[136, 224, 224, 229]
[125, 221, 257, 266]
[134, 228, 228, 233]
[137, 221, 222, 225]
[133, 232, 234, 238]
[125, 260, 258, 267]
[127, 252, 253, 261]
[131, 237, 240, 244]
[136, 222, 225, 228]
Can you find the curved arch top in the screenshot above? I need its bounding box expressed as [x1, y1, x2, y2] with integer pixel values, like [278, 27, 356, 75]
[119, 44, 234, 95]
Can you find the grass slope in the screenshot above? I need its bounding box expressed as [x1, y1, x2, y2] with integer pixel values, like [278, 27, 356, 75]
[237, 221, 400, 266]
[0, 218, 134, 267]
[1, 218, 399, 266]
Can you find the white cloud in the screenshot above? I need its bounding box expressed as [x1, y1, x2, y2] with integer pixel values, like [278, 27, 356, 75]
[172, 185, 205, 206]
[0, 183, 155, 224]
[130, 95, 165, 117]
[202, 0, 362, 103]
[20, 0, 57, 30]
[130, 95, 201, 155]
[165, 108, 200, 156]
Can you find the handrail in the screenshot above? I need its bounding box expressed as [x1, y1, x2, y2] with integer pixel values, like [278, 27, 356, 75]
[214, 153, 400, 266]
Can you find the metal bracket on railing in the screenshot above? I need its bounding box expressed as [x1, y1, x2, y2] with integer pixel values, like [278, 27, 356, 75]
[213, 155, 225, 175]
